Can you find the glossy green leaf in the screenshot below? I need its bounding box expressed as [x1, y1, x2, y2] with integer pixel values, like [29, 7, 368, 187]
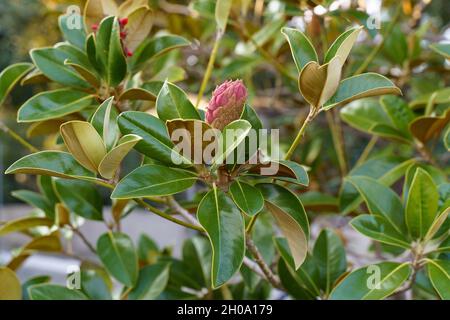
[329, 262, 411, 300]
[112, 164, 197, 199]
[58, 14, 86, 49]
[97, 232, 138, 287]
[129, 263, 170, 300]
[0, 216, 53, 236]
[312, 229, 347, 294]
[380, 95, 415, 139]
[30, 47, 91, 89]
[323, 73, 401, 110]
[118, 111, 187, 164]
[211, 120, 252, 170]
[28, 284, 88, 300]
[229, 180, 264, 216]
[5, 151, 95, 179]
[275, 238, 321, 297]
[405, 168, 439, 239]
[350, 215, 411, 248]
[64, 60, 99, 88]
[182, 237, 212, 288]
[409, 88, 450, 108]
[17, 89, 95, 123]
[339, 156, 415, 215]
[54, 179, 103, 221]
[130, 35, 190, 72]
[340, 99, 391, 132]
[430, 43, 450, 59]
[257, 183, 309, 269]
[99, 134, 142, 179]
[281, 27, 318, 72]
[0, 63, 33, 106]
[11, 190, 54, 218]
[80, 270, 112, 300]
[156, 81, 200, 121]
[95, 16, 127, 86]
[427, 259, 450, 300]
[324, 26, 362, 65]
[197, 187, 245, 288]
[119, 88, 156, 101]
[90, 97, 119, 151]
[21, 276, 51, 300]
[346, 176, 408, 235]
[60, 120, 107, 173]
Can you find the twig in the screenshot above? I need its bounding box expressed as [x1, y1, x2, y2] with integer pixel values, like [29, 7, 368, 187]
[70, 227, 97, 255]
[355, 136, 378, 167]
[246, 237, 283, 290]
[326, 111, 347, 175]
[166, 196, 201, 227]
[284, 108, 315, 160]
[0, 121, 39, 153]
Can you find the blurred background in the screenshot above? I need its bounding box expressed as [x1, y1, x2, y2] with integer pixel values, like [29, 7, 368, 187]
[1, 0, 449, 287]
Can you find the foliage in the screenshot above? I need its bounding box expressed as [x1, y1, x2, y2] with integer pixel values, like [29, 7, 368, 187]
[0, 0, 448, 300]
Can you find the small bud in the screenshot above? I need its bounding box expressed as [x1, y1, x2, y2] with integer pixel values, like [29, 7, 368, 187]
[119, 17, 128, 26]
[120, 31, 127, 39]
[126, 48, 133, 57]
[205, 80, 247, 130]
[92, 24, 98, 31]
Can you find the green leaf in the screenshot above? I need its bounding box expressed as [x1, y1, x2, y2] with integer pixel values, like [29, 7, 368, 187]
[257, 183, 309, 269]
[430, 43, 450, 59]
[30, 47, 91, 89]
[54, 179, 103, 221]
[409, 88, 450, 108]
[80, 270, 112, 300]
[22, 276, 51, 300]
[247, 160, 309, 186]
[0, 267, 22, 300]
[329, 262, 411, 300]
[312, 229, 347, 294]
[339, 156, 415, 214]
[60, 120, 107, 173]
[324, 27, 362, 65]
[211, 120, 252, 170]
[323, 73, 401, 110]
[95, 16, 127, 86]
[137, 234, 159, 263]
[281, 27, 318, 72]
[28, 284, 88, 300]
[383, 27, 408, 65]
[229, 180, 264, 216]
[346, 176, 408, 236]
[278, 259, 315, 299]
[215, 0, 232, 32]
[58, 14, 86, 49]
[340, 99, 391, 132]
[275, 238, 321, 297]
[156, 81, 200, 121]
[97, 232, 138, 287]
[11, 190, 54, 218]
[118, 111, 186, 164]
[379, 96, 415, 139]
[130, 35, 190, 72]
[197, 186, 245, 288]
[350, 215, 411, 248]
[405, 168, 439, 239]
[427, 259, 450, 300]
[119, 88, 157, 101]
[17, 89, 95, 122]
[5, 151, 95, 179]
[129, 263, 170, 300]
[182, 237, 212, 288]
[111, 164, 198, 199]
[99, 134, 142, 179]
[90, 97, 119, 151]
[0, 216, 53, 236]
[0, 63, 33, 106]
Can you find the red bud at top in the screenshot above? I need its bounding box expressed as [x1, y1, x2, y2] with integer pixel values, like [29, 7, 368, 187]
[205, 80, 247, 130]
[119, 18, 129, 26]
[92, 24, 98, 31]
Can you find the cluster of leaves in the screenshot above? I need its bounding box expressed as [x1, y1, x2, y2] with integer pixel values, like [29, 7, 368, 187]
[0, 0, 449, 300]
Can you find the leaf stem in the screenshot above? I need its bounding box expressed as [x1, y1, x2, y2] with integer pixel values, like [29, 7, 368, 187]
[70, 227, 97, 255]
[355, 136, 378, 167]
[0, 121, 39, 153]
[284, 108, 315, 160]
[135, 198, 204, 232]
[195, 31, 223, 108]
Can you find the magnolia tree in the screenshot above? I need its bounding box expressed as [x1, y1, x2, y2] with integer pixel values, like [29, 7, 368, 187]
[0, 0, 448, 300]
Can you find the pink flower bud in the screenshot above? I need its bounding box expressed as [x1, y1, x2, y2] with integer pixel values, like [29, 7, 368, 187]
[92, 24, 98, 31]
[205, 80, 247, 130]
